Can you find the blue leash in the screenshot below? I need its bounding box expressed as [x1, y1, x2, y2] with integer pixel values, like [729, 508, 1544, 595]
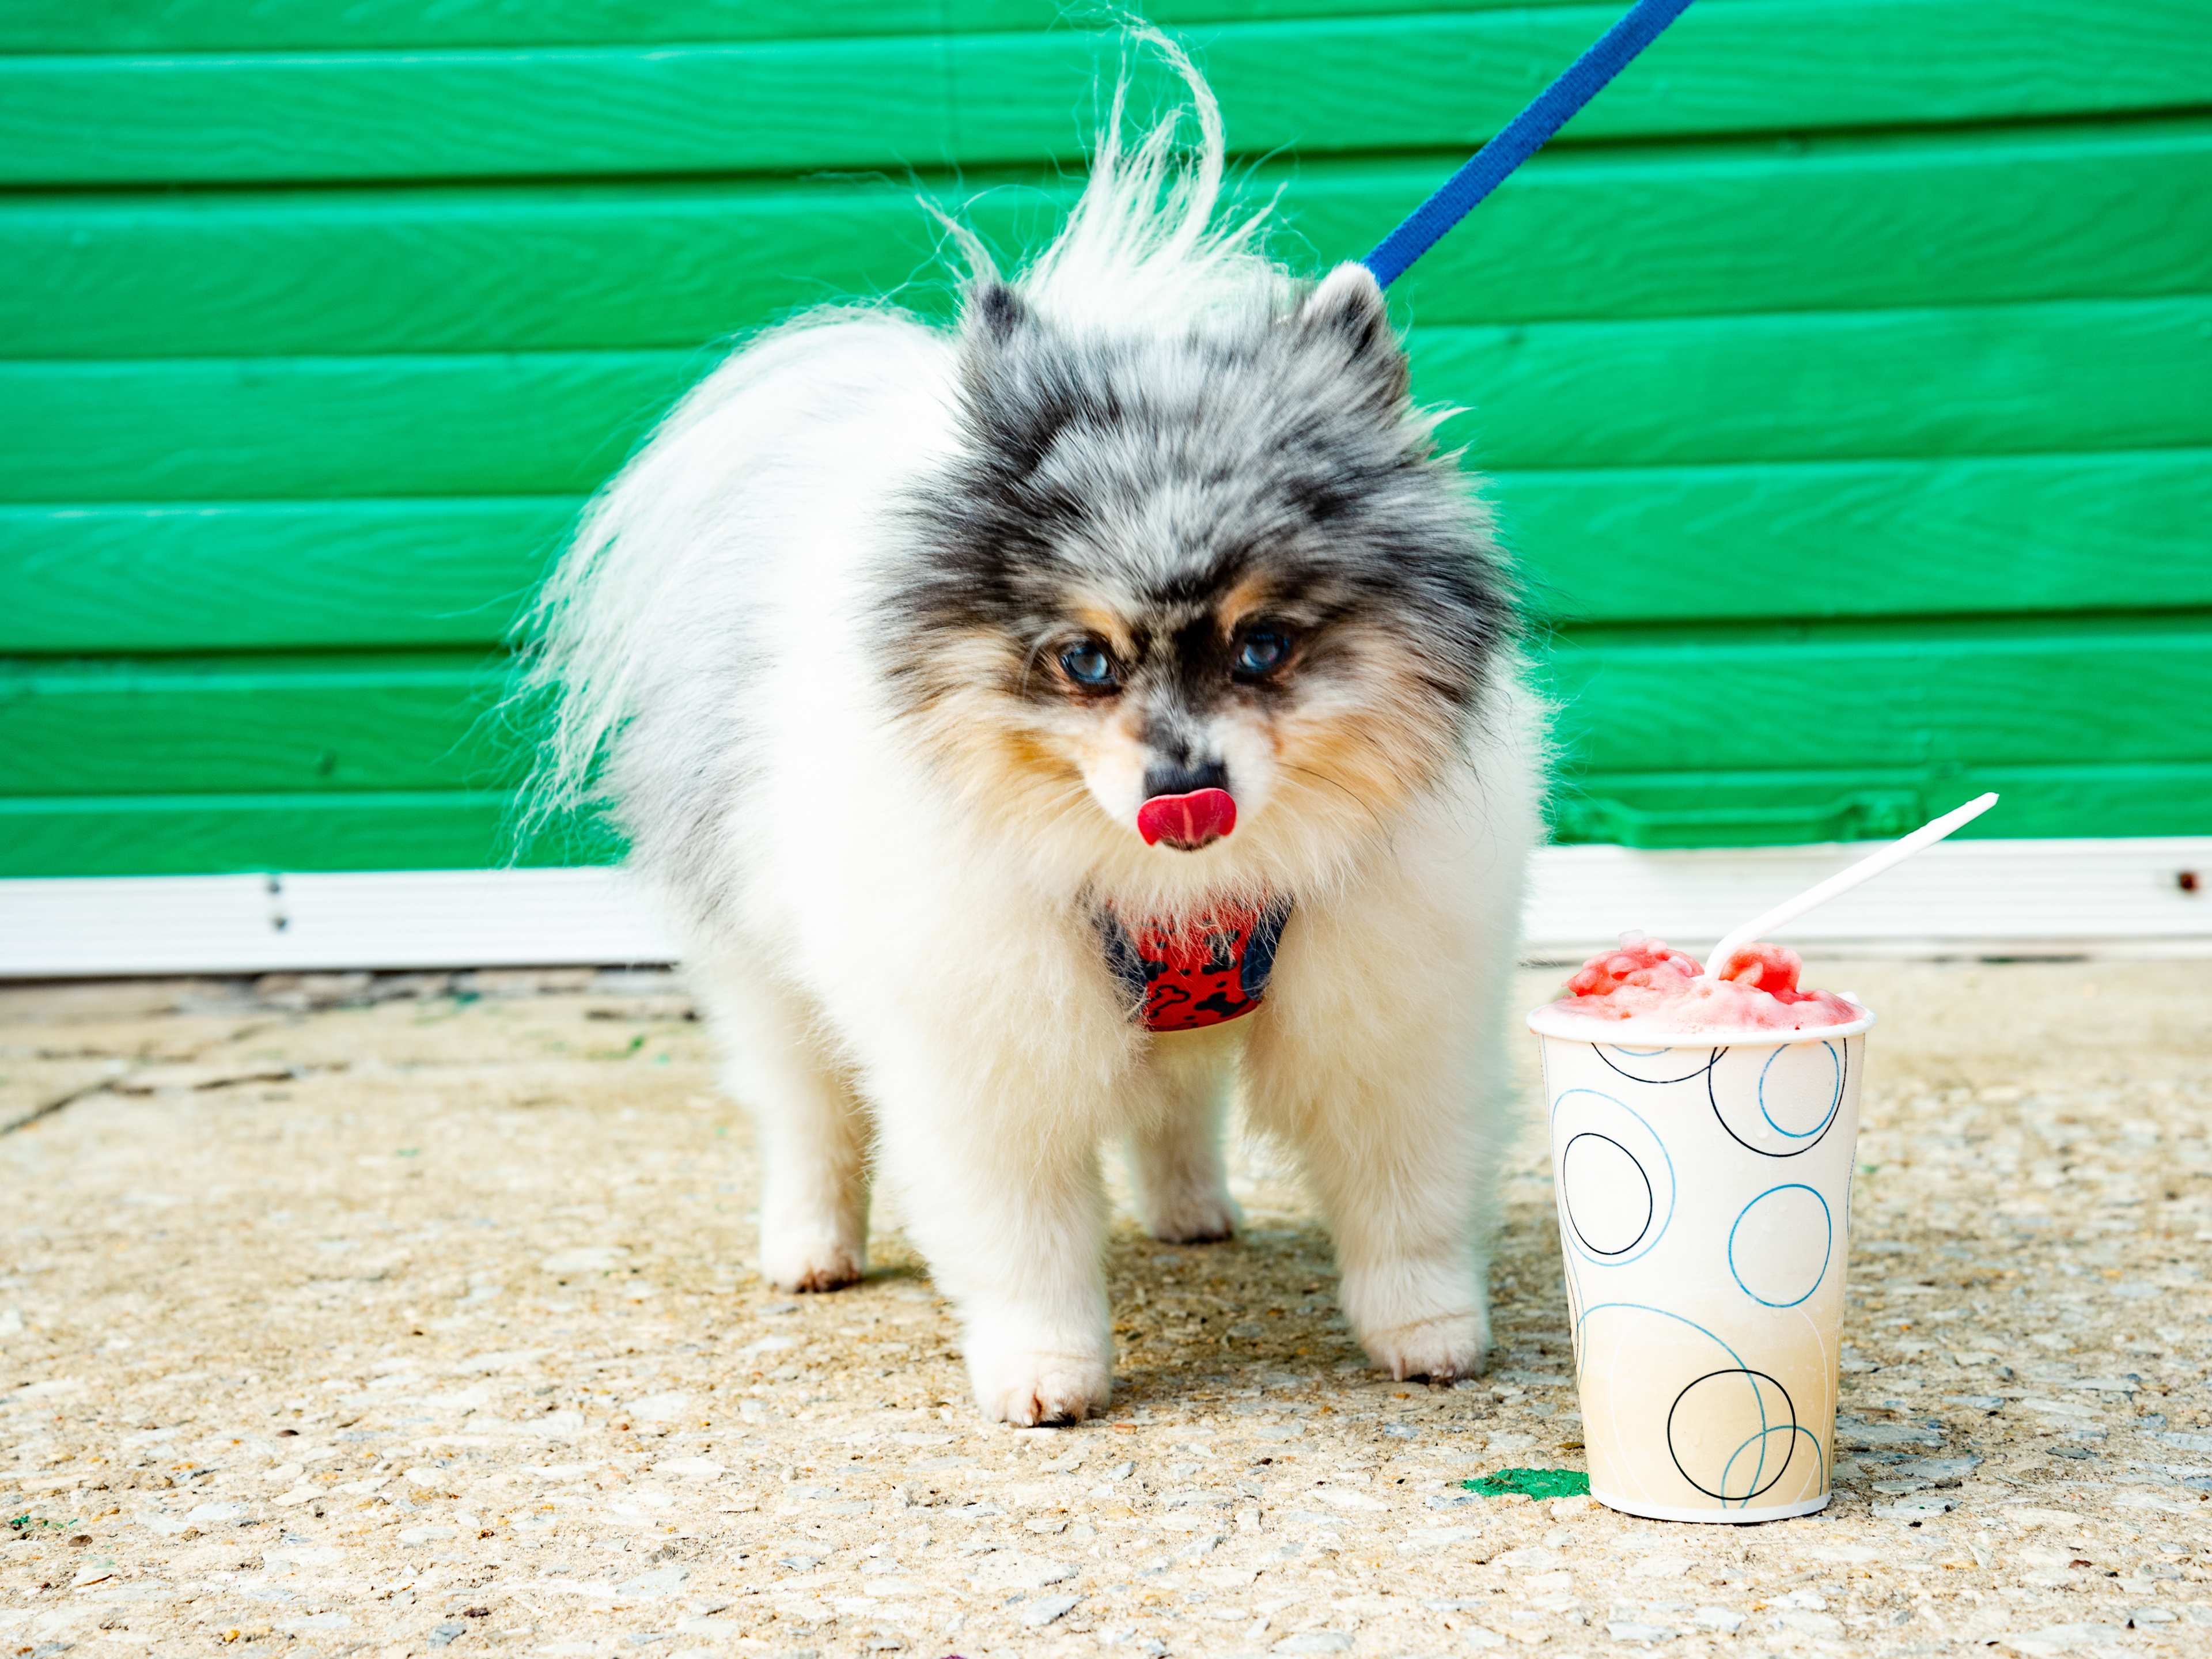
[1361, 0, 1698, 288]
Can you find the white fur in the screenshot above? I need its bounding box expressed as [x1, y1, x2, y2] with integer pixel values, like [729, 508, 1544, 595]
[526, 39, 1544, 1423]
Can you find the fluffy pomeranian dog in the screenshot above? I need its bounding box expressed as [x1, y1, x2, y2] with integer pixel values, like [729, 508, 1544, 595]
[526, 40, 1543, 1425]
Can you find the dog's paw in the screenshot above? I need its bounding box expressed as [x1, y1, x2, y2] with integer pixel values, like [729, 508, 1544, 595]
[1141, 1183, 1242, 1245]
[1361, 1310, 1490, 1384]
[968, 1343, 1112, 1427]
[760, 1227, 863, 1294]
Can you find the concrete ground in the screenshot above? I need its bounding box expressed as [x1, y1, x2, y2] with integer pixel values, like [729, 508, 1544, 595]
[1, 959, 2208, 1659]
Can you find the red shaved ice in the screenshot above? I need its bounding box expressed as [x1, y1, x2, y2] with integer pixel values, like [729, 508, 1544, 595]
[1543, 933, 1862, 1036]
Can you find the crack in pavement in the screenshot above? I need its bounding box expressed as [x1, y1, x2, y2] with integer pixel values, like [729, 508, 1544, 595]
[1, 1015, 296, 1134]
[1, 1073, 124, 1137]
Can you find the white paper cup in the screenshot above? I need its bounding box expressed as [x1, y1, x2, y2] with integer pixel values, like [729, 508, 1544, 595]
[1527, 1001, 1872, 1523]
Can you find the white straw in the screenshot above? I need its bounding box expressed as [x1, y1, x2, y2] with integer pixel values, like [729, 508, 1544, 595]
[1700, 792, 1999, 980]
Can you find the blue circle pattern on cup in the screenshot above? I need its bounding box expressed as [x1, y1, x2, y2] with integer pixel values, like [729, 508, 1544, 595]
[1726, 1183, 1832, 1308]
[1550, 1088, 1675, 1268]
[1707, 1038, 1846, 1158]
[1760, 1044, 1836, 1138]
[1556, 1036, 1853, 1509]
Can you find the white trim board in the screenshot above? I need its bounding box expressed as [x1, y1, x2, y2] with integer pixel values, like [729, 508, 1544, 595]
[1, 838, 2205, 979]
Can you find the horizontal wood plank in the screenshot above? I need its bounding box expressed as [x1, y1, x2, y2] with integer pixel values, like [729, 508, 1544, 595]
[0, 350, 704, 502]
[6, 296, 2205, 502]
[1541, 618, 2212, 777]
[0, 791, 600, 878]
[1, 759, 2206, 877]
[0, 0, 1591, 52]
[4, 1, 2207, 185]
[1421, 296, 2212, 472]
[0, 1, 939, 51]
[0, 654, 532, 797]
[6, 450, 2210, 652]
[1388, 120, 2212, 329]
[9, 124, 2209, 357]
[954, 2, 2212, 170]
[1550, 762, 2212, 848]
[5, 622, 2206, 801]
[1502, 450, 2212, 624]
[0, 499, 575, 652]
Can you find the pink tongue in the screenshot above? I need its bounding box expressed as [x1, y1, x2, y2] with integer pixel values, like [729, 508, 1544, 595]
[1137, 787, 1237, 849]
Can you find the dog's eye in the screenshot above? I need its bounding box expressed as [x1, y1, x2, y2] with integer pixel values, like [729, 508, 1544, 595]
[1059, 638, 1119, 691]
[1234, 628, 1291, 679]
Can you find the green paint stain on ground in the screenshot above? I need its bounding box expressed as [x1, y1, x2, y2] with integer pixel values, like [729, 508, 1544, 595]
[1462, 1467, 1590, 1500]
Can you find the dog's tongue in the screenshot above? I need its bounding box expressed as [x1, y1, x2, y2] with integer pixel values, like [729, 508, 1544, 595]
[1137, 787, 1237, 850]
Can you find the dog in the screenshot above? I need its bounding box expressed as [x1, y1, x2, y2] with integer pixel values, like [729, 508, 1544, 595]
[525, 40, 1544, 1425]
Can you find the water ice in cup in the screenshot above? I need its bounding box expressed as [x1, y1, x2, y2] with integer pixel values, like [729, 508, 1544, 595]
[1543, 933, 1862, 1035]
[1528, 940, 1871, 1521]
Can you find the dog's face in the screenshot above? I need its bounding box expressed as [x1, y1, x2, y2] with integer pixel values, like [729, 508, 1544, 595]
[887, 264, 1510, 880]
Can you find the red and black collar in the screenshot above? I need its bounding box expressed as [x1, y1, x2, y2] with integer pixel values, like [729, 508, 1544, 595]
[1097, 898, 1293, 1032]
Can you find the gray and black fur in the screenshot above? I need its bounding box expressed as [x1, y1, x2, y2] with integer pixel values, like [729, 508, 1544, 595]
[889, 274, 1513, 774]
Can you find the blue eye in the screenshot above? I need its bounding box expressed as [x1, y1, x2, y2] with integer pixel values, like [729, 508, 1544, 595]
[1234, 629, 1291, 677]
[1059, 639, 1118, 690]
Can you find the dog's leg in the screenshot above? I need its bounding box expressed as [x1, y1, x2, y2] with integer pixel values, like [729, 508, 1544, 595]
[1246, 1013, 1499, 1381]
[870, 1068, 1117, 1425]
[1128, 1028, 1241, 1244]
[692, 957, 869, 1294]
[823, 895, 1135, 1426]
[1241, 896, 1516, 1384]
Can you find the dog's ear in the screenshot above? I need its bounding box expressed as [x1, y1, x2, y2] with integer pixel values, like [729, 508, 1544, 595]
[965, 280, 1032, 347]
[1294, 262, 1408, 404]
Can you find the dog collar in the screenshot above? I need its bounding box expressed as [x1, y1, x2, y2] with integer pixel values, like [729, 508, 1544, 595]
[1097, 898, 1292, 1032]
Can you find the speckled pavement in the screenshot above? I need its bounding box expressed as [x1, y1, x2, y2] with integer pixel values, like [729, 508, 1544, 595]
[2, 959, 2207, 1659]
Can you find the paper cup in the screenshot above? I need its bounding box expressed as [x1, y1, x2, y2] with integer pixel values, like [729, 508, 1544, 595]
[1527, 1002, 1873, 1523]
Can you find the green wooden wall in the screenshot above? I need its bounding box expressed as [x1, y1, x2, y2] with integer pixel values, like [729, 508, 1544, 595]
[4, 0, 2210, 877]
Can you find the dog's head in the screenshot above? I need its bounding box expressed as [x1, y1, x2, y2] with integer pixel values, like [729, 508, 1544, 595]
[885, 262, 1512, 891]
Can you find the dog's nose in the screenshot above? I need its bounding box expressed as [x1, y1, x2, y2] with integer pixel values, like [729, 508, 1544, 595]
[1142, 758, 1228, 800]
